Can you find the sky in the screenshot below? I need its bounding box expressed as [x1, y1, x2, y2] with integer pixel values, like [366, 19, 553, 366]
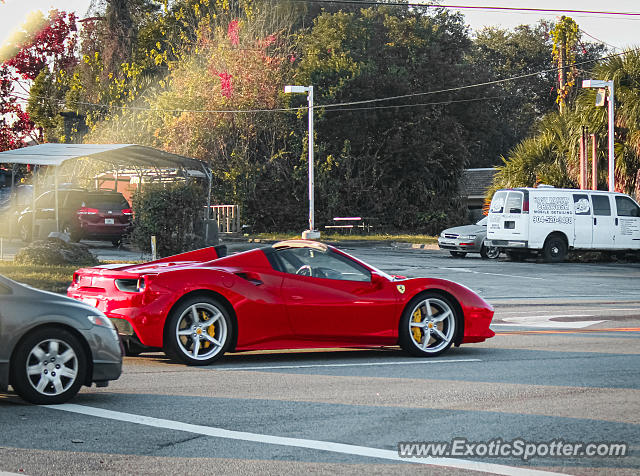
[0, 0, 639, 51]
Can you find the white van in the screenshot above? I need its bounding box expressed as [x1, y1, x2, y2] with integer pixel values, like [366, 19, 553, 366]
[486, 186, 640, 262]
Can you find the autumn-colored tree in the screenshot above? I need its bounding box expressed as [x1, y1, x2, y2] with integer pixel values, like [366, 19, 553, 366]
[0, 10, 78, 148]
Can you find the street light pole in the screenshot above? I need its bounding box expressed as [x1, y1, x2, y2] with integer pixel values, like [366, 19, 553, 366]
[284, 84, 320, 239]
[582, 79, 615, 192]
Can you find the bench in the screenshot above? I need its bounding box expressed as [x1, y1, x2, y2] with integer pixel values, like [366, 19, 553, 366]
[324, 217, 372, 234]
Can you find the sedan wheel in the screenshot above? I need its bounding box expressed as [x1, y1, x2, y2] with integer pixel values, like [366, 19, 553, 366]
[399, 293, 458, 357]
[480, 243, 500, 260]
[11, 328, 87, 405]
[165, 297, 232, 365]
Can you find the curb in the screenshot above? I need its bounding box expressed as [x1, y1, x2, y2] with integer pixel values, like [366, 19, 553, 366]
[392, 242, 440, 250]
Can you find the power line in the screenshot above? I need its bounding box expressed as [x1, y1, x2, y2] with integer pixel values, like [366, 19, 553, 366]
[9, 48, 637, 115]
[579, 28, 620, 51]
[296, 0, 640, 17]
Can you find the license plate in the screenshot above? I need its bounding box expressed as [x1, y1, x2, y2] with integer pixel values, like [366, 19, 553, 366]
[105, 218, 115, 225]
[81, 297, 98, 307]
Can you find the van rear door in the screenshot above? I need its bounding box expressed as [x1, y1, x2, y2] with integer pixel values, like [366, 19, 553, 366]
[487, 190, 528, 244]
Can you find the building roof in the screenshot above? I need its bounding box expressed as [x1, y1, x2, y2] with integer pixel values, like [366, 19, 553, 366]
[461, 168, 497, 198]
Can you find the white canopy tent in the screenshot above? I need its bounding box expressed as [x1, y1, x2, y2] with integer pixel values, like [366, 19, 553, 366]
[0, 143, 213, 240]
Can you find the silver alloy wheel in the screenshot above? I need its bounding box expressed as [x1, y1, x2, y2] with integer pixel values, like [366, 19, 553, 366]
[175, 303, 227, 361]
[408, 297, 456, 353]
[26, 339, 79, 397]
[485, 246, 500, 259]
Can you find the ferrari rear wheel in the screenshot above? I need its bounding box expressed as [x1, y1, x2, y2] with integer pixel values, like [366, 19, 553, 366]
[399, 292, 458, 357]
[165, 296, 232, 366]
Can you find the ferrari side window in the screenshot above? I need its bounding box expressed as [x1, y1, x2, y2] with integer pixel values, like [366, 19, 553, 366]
[276, 248, 370, 282]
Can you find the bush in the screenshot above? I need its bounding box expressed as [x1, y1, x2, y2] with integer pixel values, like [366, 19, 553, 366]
[130, 182, 207, 257]
[14, 238, 99, 266]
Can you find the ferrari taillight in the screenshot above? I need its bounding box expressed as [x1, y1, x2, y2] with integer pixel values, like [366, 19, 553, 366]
[122, 208, 133, 216]
[115, 277, 145, 293]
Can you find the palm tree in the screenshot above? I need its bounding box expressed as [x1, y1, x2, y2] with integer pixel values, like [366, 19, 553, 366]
[488, 48, 640, 203]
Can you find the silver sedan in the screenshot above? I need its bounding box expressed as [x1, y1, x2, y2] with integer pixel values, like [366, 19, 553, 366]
[0, 274, 122, 404]
[438, 217, 500, 259]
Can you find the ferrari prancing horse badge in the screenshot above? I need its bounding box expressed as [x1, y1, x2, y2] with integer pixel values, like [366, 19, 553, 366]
[396, 285, 405, 294]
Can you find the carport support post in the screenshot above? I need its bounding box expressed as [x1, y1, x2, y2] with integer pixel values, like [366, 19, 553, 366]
[54, 166, 60, 232]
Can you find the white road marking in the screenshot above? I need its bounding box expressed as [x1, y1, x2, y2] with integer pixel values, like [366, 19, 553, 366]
[48, 404, 566, 476]
[491, 314, 606, 329]
[503, 314, 593, 321]
[498, 308, 636, 316]
[441, 268, 544, 280]
[216, 358, 482, 371]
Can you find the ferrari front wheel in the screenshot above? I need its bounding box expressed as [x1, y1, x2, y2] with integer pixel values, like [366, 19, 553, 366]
[399, 292, 458, 357]
[164, 296, 232, 366]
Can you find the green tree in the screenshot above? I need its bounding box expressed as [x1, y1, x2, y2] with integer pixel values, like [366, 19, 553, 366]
[293, 7, 474, 232]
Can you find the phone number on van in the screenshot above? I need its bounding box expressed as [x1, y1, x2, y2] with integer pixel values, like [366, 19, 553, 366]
[532, 216, 573, 224]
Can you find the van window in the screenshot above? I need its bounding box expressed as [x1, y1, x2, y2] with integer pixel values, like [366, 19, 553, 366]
[592, 195, 611, 216]
[615, 196, 640, 217]
[490, 191, 508, 213]
[505, 192, 523, 214]
[573, 194, 591, 215]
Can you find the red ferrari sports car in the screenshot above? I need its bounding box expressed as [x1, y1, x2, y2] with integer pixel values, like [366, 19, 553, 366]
[67, 240, 494, 365]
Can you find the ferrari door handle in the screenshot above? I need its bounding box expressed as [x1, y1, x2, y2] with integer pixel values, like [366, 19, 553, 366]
[234, 272, 263, 285]
[290, 295, 304, 301]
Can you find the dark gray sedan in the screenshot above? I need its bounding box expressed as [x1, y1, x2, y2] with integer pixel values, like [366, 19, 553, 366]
[0, 274, 122, 404]
[437, 217, 500, 259]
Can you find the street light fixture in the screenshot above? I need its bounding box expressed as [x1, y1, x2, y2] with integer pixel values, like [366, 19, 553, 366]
[582, 79, 615, 192]
[285, 84, 320, 239]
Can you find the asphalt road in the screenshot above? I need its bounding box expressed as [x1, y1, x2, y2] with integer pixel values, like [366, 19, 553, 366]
[1, 245, 639, 475]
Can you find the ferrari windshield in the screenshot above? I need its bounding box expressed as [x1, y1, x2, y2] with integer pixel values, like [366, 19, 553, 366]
[273, 247, 375, 282]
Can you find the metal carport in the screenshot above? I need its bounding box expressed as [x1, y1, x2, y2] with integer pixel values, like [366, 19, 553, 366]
[0, 143, 213, 241]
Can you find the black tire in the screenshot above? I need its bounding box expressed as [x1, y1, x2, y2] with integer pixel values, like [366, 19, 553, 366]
[164, 296, 232, 365]
[449, 251, 467, 258]
[11, 327, 87, 405]
[543, 235, 568, 263]
[480, 243, 500, 260]
[399, 292, 459, 357]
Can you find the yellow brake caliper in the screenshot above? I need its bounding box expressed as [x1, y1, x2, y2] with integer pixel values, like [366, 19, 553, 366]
[412, 308, 422, 342]
[201, 311, 216, 348]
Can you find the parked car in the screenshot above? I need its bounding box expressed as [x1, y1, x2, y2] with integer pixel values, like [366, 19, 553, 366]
[17, 189, 132, 246]
[438, 217, 500, 259]
[0, 184, 33, 237]
[0, 274, 122, 404]
[68, 240, 495, 365]
[486, 186, 640, 262]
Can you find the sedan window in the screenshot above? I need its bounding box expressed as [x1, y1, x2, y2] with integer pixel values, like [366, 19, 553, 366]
[275, 248, 371, 282]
